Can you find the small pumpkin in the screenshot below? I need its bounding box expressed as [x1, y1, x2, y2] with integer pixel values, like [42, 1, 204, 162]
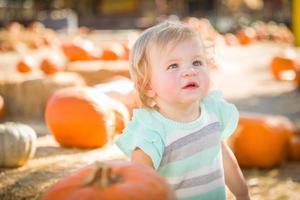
[229, 113, 294, 168]
[16, 56, 37, 73]
[270, 56, 299, 81]
[236, 28, 256, 45]
[61, 38, 99, 61]
[45, 87, 129, 148]
[41, 160, 176, 200]
[40, 58, 62, 75]
[0, 122, 37, 167]
[98, 48, 119, 61]
[61, 43, 94, 61]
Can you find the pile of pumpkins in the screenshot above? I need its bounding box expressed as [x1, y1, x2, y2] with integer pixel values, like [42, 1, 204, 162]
[235, 21, 294, 46]
[0, 21, 59, 52]
[0, 77, 140, 168]
[61, 38, 129, 62]
[16, 39, 130, 76]
[16, 55, 66, 75]
[224, 21, 294, 46]
[229, 113, 300, 168]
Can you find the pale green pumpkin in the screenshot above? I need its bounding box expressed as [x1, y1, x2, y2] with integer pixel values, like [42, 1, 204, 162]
[0, 122, 37, 167]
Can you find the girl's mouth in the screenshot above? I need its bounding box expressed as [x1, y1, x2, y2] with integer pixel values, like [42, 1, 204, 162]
[182, 82, 199, 89]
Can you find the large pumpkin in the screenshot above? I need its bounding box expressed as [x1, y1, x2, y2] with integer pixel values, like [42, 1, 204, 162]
[45, 87, 129, 148]
[0, 122, 37, 167]
[229, 113, 294, 168]
[41, 160, 176, 200]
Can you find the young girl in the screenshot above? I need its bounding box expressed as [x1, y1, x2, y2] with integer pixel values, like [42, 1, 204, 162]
[116, 20, 250, 200]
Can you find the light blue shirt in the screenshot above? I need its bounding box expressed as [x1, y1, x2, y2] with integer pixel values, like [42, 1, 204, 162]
[116, 91, 239, 200]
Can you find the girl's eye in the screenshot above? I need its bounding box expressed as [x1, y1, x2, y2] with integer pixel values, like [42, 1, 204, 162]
[167, 63, 178, 70]
[193, 60, 203, 66]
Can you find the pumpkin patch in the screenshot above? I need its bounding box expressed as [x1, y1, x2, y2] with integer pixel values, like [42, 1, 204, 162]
[41, 160, 176, 200]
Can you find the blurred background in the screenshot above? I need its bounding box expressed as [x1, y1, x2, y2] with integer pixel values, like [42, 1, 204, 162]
[0, 0, 299, 200]
[0, 0, 294, 31]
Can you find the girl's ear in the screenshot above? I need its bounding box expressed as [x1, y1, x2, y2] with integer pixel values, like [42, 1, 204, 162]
[145, 83, 156, 98]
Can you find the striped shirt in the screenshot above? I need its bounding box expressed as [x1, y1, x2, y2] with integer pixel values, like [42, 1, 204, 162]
[116, 91, 239, 200]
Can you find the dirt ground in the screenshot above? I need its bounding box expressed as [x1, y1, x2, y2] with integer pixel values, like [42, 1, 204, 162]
[0, 41, 300, 199]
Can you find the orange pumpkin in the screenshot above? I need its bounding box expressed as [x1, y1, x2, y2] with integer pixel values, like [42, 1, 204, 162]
[40, 58, 62, 75]
[270, 56, 299, 81]
[41, 161, 176, 200]
[45, 87, 128, 148]
[229, 113, 294, 168]
[61, 43, 94, 61]
[288, 131, 300, 161]
[16, 56, 36, 73]
[236, 28, 256, 45]
[98, 48, 119, 61]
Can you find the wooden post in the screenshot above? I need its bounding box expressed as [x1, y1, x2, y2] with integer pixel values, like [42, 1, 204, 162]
[293, 0, 300, 46]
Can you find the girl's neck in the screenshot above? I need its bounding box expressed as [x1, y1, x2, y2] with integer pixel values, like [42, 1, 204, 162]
[155, 101, 200, 123]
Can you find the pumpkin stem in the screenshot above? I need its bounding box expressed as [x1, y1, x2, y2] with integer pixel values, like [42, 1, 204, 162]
[83, 162, 122, 188]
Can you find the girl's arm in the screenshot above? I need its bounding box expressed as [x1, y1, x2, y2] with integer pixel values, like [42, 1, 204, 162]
[132, 148, 154, 168]
[221, 141, 250, 200]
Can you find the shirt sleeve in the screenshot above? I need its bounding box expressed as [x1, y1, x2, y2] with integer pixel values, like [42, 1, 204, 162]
[115, 110, 164, 169]
[203, 91, 239, 140]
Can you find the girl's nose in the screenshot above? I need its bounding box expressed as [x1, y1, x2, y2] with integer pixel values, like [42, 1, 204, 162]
[182, 67, 197, 77]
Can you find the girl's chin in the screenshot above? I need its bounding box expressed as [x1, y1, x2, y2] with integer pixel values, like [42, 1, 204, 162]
[176, 97, 202, 105]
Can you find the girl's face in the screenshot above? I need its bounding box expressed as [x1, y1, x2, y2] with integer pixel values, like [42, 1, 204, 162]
[147, 37, 210, 108]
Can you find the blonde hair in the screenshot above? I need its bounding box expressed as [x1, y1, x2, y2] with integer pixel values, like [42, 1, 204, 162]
[129, 20, 206, 108]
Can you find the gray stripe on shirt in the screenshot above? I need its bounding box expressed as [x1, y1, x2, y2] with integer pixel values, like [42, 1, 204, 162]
[171, 168, 223, 190]
[160, 122, 220, 166]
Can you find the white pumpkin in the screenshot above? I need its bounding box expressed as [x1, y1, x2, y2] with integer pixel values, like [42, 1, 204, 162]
[0, 122, 37, 167]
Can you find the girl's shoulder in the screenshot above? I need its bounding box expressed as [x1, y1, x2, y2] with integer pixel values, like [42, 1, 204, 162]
[127, 108, 164, 133]
[131, 108, 160, 125]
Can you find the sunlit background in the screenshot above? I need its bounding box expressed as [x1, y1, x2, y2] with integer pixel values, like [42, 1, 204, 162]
[0, 0, 299, 200]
